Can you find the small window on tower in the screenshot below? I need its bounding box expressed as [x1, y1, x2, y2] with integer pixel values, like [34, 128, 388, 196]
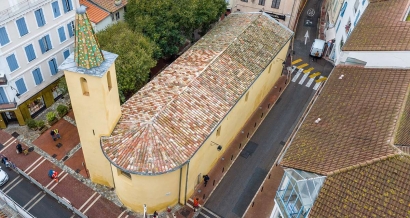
[107, 71, 112, 91]
[245, 92, 249, 102]
[216, 126, 221, 137]
[80, 77, 89, 96]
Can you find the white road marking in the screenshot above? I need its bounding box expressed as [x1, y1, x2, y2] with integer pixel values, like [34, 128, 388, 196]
[23, 191, 43, 208]
[24, 157, 44, 173]
[0, 138, 17, 152]
[4, 178, 24, 194]
[292, 68, 304, 82]
[26, 158, 47, 175]
[118, 210, 127, 218]
[2, 176, 21, 191]
[82, 194, 101, 214]
[313, 76, 323, 90]
[26, 194, 46, 211]
[305, 78, 315, 87]
[299, 73, 309, 85]
[49, 172, 69, 190]
[78, 192, 98, 211]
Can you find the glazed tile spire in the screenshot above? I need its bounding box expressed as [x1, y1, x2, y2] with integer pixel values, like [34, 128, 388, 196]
[74, 5, 104, 69]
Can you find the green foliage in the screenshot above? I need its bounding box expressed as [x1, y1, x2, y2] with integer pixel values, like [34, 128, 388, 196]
[56, 104, 69, 117]
[46, 112, 57, 123]
[125, 0, 226, 58]
[37, 120, 45, 128]
[58, 77, 68, 95]
[26, 119, 37, 129]
[96, 22, 157, 103]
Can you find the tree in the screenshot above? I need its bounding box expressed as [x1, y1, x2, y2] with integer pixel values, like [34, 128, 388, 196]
[96, 22, 157, 102]
[125, 0, 226, 58]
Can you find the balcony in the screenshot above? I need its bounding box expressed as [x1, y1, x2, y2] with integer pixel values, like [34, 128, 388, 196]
[0, 0, 51, 22]
[0, 98, 17, 111]
[0, 74, 7, 86]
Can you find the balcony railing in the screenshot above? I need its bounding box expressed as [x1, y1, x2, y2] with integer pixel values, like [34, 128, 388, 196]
[0, 0, 51, 22]
[0, 98, 18, 111]
[0, 75, 8, 86]
[275, 190, 309, 218]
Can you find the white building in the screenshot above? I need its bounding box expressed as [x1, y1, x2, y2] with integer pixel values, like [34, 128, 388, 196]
[83, 0, 127, 32]
[0, 0, 80, 128]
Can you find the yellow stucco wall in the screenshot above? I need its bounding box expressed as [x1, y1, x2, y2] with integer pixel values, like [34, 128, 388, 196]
[113, 42, 290, 213]
[64, 63, 121, 187]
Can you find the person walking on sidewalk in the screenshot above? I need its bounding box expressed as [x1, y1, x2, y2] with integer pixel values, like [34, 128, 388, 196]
[54, 129, 61, 140]
[153, 211, 158, 218]
[193, 198, 199, 212]
[203, 175, 210, 187]
[50, 130, 56, 141]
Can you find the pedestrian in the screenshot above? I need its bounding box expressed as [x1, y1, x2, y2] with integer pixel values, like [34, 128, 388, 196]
[1, 156, 9, 168]
[54, 129, 61, 140]
[50, 130, 56, 141]
[203, 175, 210, 187]
[153, 211, 158, 218]
[314, 51, 319, 62]
[193, 198, 199, 212]
[16, 143, 23, 154]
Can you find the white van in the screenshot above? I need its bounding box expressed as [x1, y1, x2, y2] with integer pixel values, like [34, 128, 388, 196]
[310, 39, 326, 57]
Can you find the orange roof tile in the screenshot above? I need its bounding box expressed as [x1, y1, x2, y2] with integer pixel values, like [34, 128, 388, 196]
[343, 0, 410, 51]
[280, 66, 410, 175]
[88, 0, 127, 13]
[80, 0, 110, 24]
[100, 13, 293, 175]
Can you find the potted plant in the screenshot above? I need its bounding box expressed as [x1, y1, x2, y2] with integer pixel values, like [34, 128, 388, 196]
[57, 104, 69, 118]
[26, 119, 38, 130]
[47, 111, 57, 126]
[37, 120, 47, 134]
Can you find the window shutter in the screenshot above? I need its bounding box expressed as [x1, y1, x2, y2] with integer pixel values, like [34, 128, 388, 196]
[25, 44, 36, 62]
[67, 0, 73, 11]
[49, 59, 58, 75]
[6, 54, 19, 72]
[0, 87, 7, 104]
[52, 2, 61, 17]
[354, 10, 361, 26]
[16, 18, 28, 36]
[39, 38, 46, 53]
[67, 23, 73, 37]
[45, 35, 52, 50]
[63, 50, 70, 59]
[0, 27, 10, 46]
[16, 79, 27, 94]
[58, 27, 66, 42]
[35, 9, 45, 27]
[32, 69, 39, 85]
[340, 2, 347, 17]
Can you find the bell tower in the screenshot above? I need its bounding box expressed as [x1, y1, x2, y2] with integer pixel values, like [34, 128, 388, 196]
[58, 6, 121, 187]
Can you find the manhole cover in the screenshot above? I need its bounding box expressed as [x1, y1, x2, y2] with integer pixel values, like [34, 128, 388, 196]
[180, 209, 191, 217]
[52, 154, 57, 158]
[75, 169, 81, 173]
[28, 147, 34, 152]
[62, 156, 68, 161]
[11, 132, 19, 138]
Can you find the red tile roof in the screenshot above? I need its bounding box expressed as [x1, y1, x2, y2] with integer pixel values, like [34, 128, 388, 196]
[309, 154, 410, 218]
[280, 66, 410, 175]
[343, 0, 410, 51]
[80, 0, 110, 24]
[101, 13, 293, 174]
[89, 0, 127, 13]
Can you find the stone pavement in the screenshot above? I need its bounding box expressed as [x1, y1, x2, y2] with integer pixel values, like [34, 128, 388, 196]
[0, 96, 141, 217]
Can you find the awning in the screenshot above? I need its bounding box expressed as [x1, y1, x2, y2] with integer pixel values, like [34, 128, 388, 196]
[325, 28, 336, 41]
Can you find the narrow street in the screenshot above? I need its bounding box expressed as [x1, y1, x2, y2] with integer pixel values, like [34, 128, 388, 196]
[201, 1, 334, 217]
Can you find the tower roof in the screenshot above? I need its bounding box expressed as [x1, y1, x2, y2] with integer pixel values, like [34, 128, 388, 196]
[74, 5, 104, 69]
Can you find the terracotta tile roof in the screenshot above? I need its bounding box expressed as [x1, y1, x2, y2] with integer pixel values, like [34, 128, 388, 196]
[395, 86, 410, 146]
[280, 66, 410, 175]
[309, 154, 410, 218]
[101, 13, 293, 174]
[89, 0, 127, 13]
[396, 145, 410, 154]
[343, 0, 410, 51]
[80, 0, 110, 24]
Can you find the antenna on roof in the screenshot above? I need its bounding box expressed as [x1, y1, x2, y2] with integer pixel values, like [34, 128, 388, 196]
[314, 118, 321, 124]
[339, 74, 344, 80]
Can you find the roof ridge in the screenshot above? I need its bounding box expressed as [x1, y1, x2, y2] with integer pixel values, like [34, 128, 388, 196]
[147, 14, 262, 130]
[326, 153, 399, 176]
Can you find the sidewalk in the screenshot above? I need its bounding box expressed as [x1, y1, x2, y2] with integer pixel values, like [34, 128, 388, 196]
[0, 116, 136, 217]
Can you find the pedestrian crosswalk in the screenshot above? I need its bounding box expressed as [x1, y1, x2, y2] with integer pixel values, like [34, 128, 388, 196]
[288, 60, 327, 90]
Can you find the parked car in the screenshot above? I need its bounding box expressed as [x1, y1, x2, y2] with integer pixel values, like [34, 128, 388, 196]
[310, 39, 326, 57]
[0, 168, 9, 186]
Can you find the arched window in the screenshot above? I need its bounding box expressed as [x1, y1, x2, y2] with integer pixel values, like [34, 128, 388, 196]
[80, 77, 89, 96]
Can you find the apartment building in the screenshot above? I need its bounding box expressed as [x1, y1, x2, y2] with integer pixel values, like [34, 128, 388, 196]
[0, 0, 80, 128]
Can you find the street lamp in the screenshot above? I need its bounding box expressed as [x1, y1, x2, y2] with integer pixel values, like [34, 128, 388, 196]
[10, 86, 20, 97]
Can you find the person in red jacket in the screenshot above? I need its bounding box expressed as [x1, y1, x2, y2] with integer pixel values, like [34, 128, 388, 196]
[193, 198, 199, 212]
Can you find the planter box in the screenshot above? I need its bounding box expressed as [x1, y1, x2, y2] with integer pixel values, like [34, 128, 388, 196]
[48, 119, 58, 126]
[38, 127, 48, 134]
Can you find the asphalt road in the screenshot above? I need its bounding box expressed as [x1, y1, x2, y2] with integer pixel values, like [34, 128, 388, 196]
[202, 0, 334, 217]
[0, 165, 75, 217]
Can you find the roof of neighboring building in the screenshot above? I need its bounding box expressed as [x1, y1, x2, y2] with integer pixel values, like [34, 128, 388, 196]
[101, 13, 293, 175]
[396, 145, 410, 154]
[343, 0, 410, 51]
[80, 0, 110, 24]
[309, 154, 410, 218]
[89, 0, 127, 13]
[280, 66, 410, 175]
[395, 86, 410, 146]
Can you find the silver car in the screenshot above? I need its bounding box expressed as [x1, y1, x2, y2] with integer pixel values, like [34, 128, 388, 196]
[0, 168, 9, 186]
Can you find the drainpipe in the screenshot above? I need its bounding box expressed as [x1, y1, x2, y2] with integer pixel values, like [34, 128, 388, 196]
[178, 168, 182, 203]
[184, 161, 190, 205]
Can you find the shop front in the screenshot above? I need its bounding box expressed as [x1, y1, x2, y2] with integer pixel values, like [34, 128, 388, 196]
[0, 80, 61, 129]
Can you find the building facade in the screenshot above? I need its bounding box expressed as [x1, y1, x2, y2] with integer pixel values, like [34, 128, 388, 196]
[61, 11, 293, 213]
[0, 0, 80, 128]
[85, 0, 126, 32]
[232, 0, 303, 30]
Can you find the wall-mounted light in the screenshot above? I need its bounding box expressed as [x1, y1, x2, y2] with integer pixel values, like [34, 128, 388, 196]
[10, 86, 20, 97]
[217, 145, 222, 151]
